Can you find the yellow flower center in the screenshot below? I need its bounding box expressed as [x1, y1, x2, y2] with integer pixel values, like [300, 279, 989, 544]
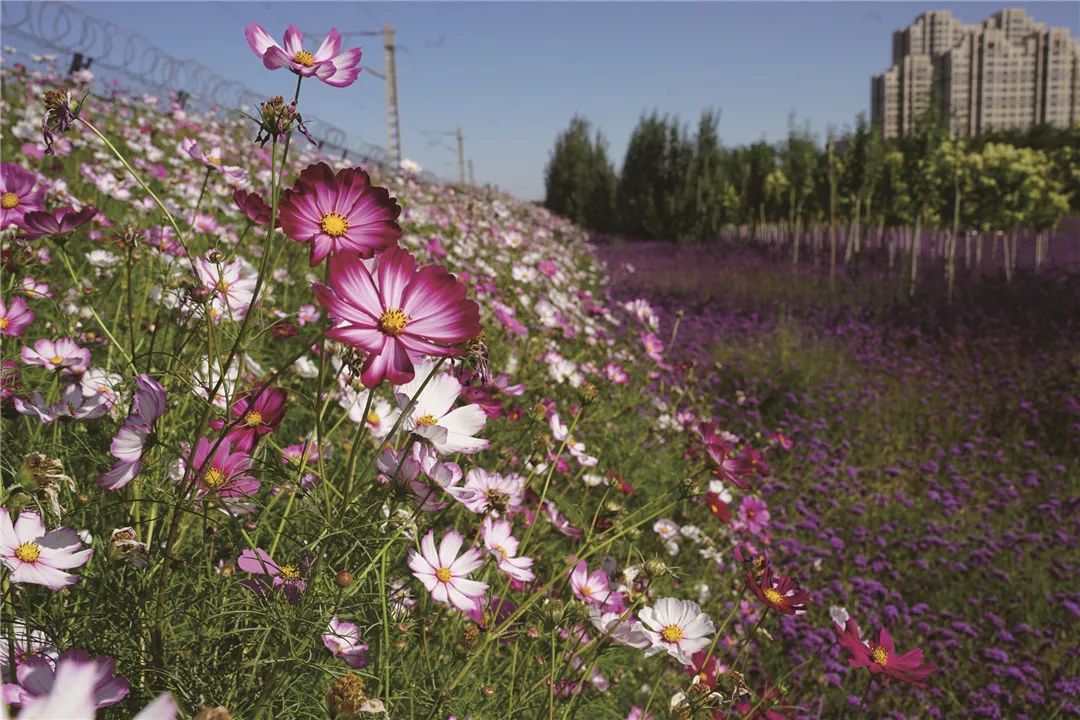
[244, 410, 264, 427]
[278, 563, 301, 580]
[319, 212, 349, 237]
[378, 308, 410, 336]
[435, 566, 452, 583]
[293, 50, 315, 67]
[416, 414, 438, 427]
[49, 356, 65, 366]
[580, 586, 592, 597]
[1, 192, 18, 209]
[15, 542, 40, 563]
[0, 318, 8, 330]
[206, 156, 221, 165]
[660, 624, 684, 643]
[871, 646, 889, 666]
[763, 588, 784, 607]
[216, 279, 230, 293]
[204, 467, 227, 489]
[493, 545, 507, 560]
[366, 411, 381, 426]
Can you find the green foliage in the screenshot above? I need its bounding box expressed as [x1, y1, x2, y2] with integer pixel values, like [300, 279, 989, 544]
[544, 108, 1077, 242]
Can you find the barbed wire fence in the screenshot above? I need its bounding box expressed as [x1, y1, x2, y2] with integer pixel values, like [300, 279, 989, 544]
[1, 0, 436, 178]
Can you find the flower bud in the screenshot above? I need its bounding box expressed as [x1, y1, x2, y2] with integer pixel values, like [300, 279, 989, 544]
[335, 570, 354, 587]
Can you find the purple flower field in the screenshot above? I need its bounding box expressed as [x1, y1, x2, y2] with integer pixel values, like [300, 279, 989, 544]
[596, 239, 1079, 718]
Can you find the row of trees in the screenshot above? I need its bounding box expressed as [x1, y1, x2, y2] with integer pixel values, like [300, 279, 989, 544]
[543, 108, 1077, 248]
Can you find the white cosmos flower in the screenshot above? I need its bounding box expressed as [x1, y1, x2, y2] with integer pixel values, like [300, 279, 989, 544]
[637, 597, 715, 666]
[393, 361, 489, 455]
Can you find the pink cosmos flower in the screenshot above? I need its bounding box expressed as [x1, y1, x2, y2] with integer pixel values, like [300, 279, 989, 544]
[550, 412, 598, 467]
[246, 23, 363, 87]
[542, 500, 583, 539]
[279, 163, 401, 265]
[187, 437, 259, 498]
[11, 657, 175, 719]
[736, 496, 770, 536]
[322, 615, 369, 669]
[237, 547, 307, 604]
[19, 205, 97, 239]
[604, 363, 629, 384]
[0, 508, 93, 590]
[481, 517, 535, 582]
[570, 561, 625, 612]
[19, 277, 51, 300]
[233, 188, 278, 227]
[452, 468, 524, 516]
[193, 254, 258, 323]
[20, 338, 90, 373]
[179, 137, 246, 180]
[210, 386, 288, 452]
[640, 332, 665, 364]
[834, 618, 936, 686]
[14, 383, 108, 423]
[0, 163, 45, 229]
[587, 607, 651, 649]
[407, 530, 488, 612]
[0, 296, 35, 336]
[637, 597, 716, 666]
[312, 247, 481, 388]
[2, 649, 129, 710]
[0, 621, 56, 677]
[99, 374, 167, 490]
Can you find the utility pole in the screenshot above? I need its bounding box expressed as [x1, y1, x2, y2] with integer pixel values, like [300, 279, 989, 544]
[456, 127, 465, 184]
[468, 159, 474, 186]
[383, 24, 401, 169]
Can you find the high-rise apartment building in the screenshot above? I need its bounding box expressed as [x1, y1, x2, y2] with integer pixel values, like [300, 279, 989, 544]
[871, 8, 1080, 138]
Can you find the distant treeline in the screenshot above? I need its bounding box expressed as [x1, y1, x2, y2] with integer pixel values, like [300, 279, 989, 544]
[543, 110, 1080, 243]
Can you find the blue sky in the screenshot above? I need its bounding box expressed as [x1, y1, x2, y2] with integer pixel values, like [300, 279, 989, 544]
[6, 2, 1079, 199]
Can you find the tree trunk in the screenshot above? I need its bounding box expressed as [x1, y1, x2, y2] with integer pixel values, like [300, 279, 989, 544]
[947, 189, 961, 303]
[909, 216, 921, 298]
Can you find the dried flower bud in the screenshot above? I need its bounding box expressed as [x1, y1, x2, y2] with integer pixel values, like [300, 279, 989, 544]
[642, 558, 670, 581]
[481, 684, 496, 698]
[335, 570, 354, 587]
[461, 624, 480, 648]
[579, 382, 598, 404]
[107, 527, 148, 569]
[42, 88, 80, 155]
[326, 672, 385, 717]
[194, 707, 232, 720]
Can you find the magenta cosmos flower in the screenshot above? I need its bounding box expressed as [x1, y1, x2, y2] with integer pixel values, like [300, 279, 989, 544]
[233, 188, 278, 227]
[279, 163, 402, 265]
[210, 386, 288, 452]
[2, 649, 129, 710]
[0, 296, 35, 337]
[322, 615, 369, 669]
[407, 530, 488, 612]
[20, 205, 97, 240]
[0, 508, 93, 590]
[746, 565, 811, 616]
[187, 436, 259, 498]
[313, 247, 481, 388]
[237, 547, 307, 604]
[834, 618, 936, 686]
[0, 163, 45, 229]
[99, 374, 167, 490]
[20, 338, 90, 373]
[246, 23, 363, 87]
[697, 420, 752, 490]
